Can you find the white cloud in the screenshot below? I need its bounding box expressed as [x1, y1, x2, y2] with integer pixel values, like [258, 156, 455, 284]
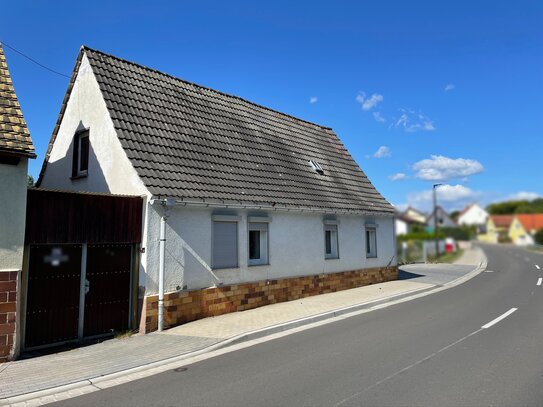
[413, 155, 484, 181]
[373, 146, 391, 158]
[391, 109, 436, 132]
[356, 91, 383, 111]
[389, 172, 408, 181]
[407, 184, 480, 211]
[372, 111, 386, 123]
[444, 83, 455, 91]
[503, 191, 541, 202]
[309, 96, 318, 104]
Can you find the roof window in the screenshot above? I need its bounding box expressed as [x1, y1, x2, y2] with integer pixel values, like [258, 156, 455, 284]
[309, 160, 324, 175]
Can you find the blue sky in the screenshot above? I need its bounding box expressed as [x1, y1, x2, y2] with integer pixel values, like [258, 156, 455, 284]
[2, 1, 542, 212]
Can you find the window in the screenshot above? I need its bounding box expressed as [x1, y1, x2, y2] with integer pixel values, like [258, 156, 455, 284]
[72, 129, 89, 178]
[366, 228, 377, 258]
[212, 221, 238, 269]
[248, 222, 268, 266]
[309, 160, 324, 175]
[324, 224, 339, 259]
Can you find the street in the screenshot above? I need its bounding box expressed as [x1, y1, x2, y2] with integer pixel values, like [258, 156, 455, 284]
[54, 244, 543, 407]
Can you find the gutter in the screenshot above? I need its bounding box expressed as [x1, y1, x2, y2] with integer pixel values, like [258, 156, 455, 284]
[150, 197, 396, 218]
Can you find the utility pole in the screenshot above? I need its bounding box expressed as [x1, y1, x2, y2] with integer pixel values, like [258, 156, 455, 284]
[433, 184, 443, 259]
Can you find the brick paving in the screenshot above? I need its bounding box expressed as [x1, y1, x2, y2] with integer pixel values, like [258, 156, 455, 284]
[0, 247, 484, 402]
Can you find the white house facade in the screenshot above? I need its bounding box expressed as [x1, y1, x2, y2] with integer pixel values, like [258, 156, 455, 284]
[458, 203, 488, 227]
[0, 44, 36, 362]
[38, 47, 397, 332]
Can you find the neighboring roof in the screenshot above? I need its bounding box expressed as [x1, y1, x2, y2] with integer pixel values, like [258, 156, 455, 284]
[401, 206, 427, 223]
[0, 43, 35, 158]
[516, 214, 543, 233]
[426, 206, 457, 226]
[40, 46, 394, 215]
[489, 215, 514, 228]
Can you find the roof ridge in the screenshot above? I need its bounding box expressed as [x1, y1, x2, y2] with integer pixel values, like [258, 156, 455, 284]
[81, 45, 333, 131]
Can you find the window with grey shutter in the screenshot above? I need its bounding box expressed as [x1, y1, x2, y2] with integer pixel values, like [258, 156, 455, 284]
[324, 224, 339, 259]
[212, 221, 238, 269]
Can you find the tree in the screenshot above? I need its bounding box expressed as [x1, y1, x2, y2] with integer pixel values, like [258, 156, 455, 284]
[27, 175, 35, 187]
[535, 228, 543, 245]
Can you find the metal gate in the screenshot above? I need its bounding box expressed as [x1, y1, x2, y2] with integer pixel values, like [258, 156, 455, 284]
[25, 243, 133, 349]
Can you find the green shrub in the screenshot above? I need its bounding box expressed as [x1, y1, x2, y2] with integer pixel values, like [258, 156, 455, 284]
[535, 228, 543, 245]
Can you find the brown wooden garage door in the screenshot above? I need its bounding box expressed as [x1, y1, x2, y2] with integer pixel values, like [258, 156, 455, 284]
[84, 244, 132, 337]
[25, 244, 133, 349]
[25, 245, 82, 348]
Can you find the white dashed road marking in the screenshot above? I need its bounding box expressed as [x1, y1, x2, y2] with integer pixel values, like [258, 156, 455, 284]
[536, 265, 541, 270]
[482, 308, 518, 329]
[537, 278, 542, 286]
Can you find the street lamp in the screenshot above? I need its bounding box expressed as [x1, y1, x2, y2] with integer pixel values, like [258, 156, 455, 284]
[433, 183, 443, 259]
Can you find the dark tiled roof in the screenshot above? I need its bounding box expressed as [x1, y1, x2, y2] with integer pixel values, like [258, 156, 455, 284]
[47, 46, 394, 214]
[0, 43, 35, 157]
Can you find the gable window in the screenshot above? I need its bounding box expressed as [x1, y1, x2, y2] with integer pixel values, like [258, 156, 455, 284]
[212, 216, 240, 269]
[72, 129, 89, 178]
[366, 226, 377, 258]
[248, 222, 269, 266]
[324, 223, 339, 259]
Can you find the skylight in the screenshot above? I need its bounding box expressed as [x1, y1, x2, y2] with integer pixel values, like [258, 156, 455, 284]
[309, 160, 324, 175]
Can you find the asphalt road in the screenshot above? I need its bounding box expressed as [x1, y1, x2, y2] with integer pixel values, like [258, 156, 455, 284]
[54, 244, 543, 407]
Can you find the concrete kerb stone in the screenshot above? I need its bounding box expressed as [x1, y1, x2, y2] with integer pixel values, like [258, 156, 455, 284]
[1, 252, 487, 406]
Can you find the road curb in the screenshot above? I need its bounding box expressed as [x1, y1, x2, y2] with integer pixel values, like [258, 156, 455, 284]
[1, 255, 487, 406]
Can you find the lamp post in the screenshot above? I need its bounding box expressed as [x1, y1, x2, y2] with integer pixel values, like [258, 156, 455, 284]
[433, 183, 443, 259]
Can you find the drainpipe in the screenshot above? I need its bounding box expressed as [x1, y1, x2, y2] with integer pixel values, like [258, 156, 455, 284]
[158, 214, 166, 332]
[150, 198, 175, 332]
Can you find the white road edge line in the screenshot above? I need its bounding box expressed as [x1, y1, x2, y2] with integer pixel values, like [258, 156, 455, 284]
[537, 278, 542, 286]
[536, 265, 541, 270]
[481, 308, 518, 329]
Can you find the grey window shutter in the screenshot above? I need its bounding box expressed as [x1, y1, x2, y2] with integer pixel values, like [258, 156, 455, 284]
[213, 222, 238, 268]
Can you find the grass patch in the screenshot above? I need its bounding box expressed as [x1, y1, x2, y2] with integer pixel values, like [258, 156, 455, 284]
[428, 249, 464, 264]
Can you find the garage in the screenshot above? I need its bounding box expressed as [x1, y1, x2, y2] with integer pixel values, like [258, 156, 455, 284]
[22, 189, 143, 350]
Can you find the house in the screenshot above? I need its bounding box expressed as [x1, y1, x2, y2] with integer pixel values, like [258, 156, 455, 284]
[37, 46, 397, 333]
[395, 213, 408, 236]
[402, 206, 427, 225]
[509, 214, 543, 246]
[457, 203, 488, 233]
[481, 215, 514, 243]
[0, 43, 36, 361]
[426, 206, 457, 231]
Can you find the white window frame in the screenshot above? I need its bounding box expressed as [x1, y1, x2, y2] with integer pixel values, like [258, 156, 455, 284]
[324, 223, 339, 259]
[248, 222, 269, 266]
[365, 226, 377, 258]
[211, 215, 241, 269]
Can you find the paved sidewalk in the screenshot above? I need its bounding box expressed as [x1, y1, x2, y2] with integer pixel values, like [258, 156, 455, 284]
[0, 247, 486, 405]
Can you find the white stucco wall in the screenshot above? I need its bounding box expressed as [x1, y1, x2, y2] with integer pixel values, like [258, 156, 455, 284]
[395, 218, 408, 235]
[39, 54, 148, 198]
[144, 205, 396, 295]
[0, 158, 28, 271]
[458, 204, 488, 226]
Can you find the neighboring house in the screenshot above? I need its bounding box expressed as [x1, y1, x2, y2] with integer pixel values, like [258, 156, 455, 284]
[395, 213, 408, 236]
[509, 214, 543, 246]
[0, 43, 36, 361]
[38, 46, 397, 333]
[481, 215, 514, 243]
[457, 203, 488, 233]
[402, 207, 427, 225]
[426, 206, 457, 230]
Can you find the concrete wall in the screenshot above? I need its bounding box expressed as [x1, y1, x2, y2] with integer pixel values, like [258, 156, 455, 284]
[0, 158, 28, 272]
[144, 205, 396, 295]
